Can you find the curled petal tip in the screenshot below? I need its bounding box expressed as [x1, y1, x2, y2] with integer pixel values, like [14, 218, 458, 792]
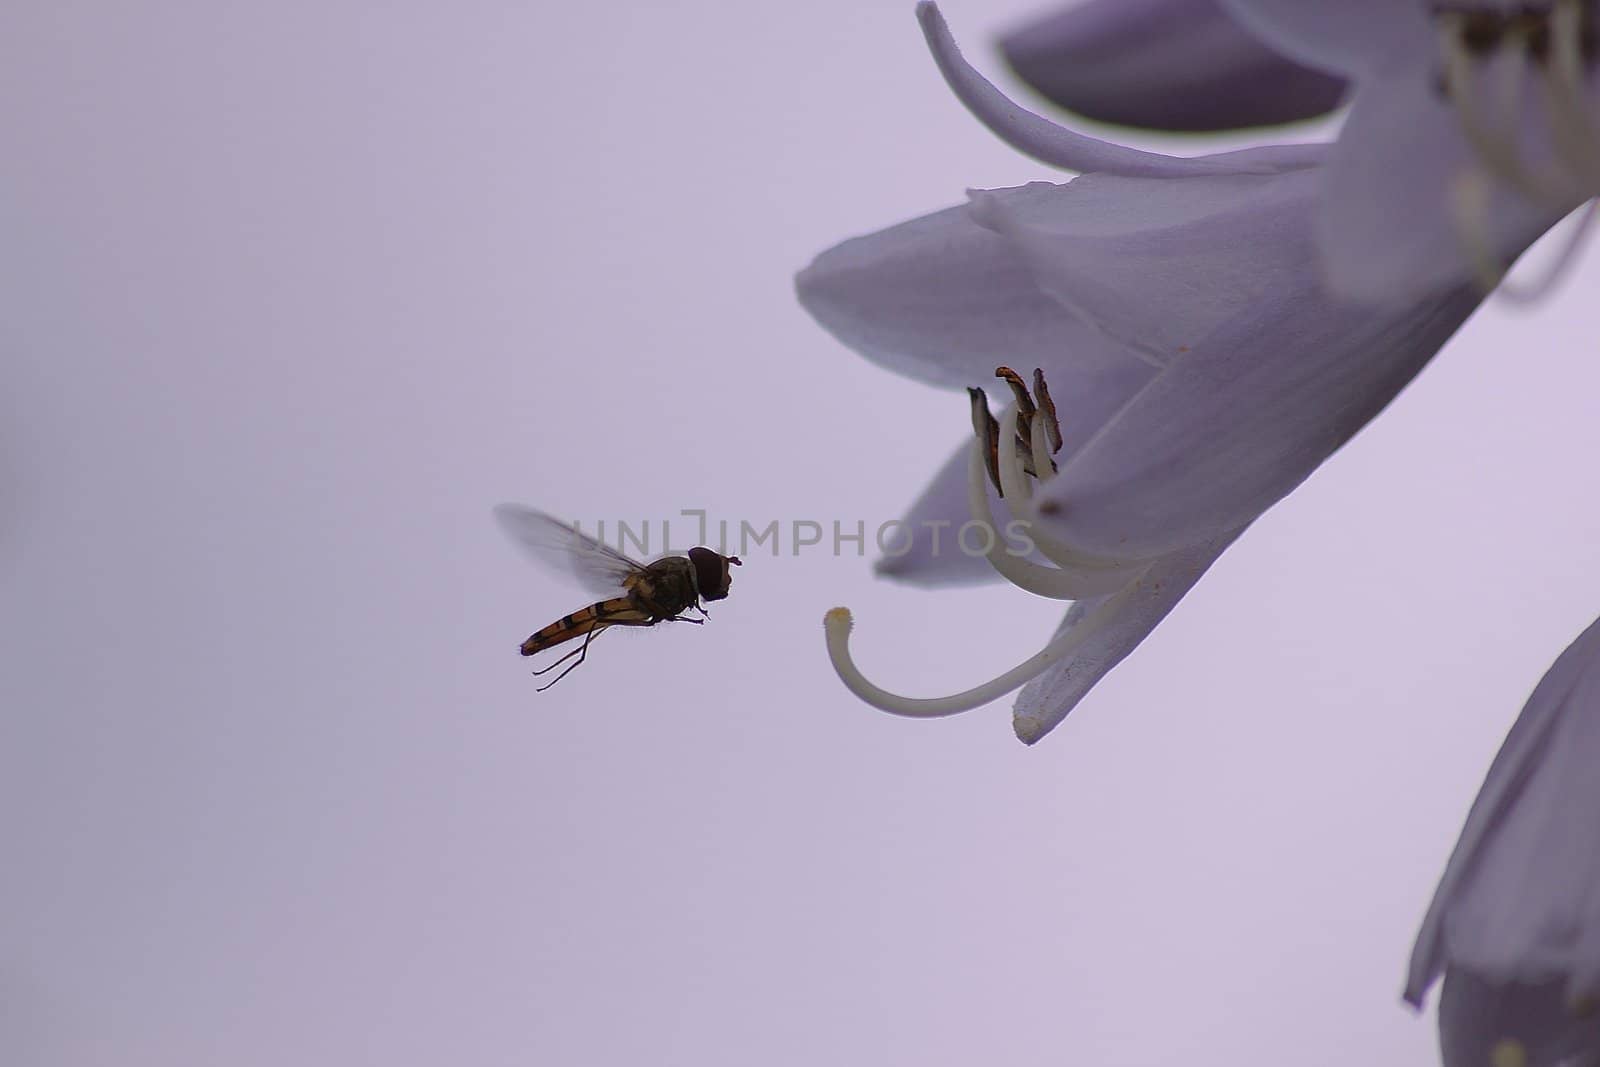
[998, 0, 1346, 132]
[915, 0, 1278, 177]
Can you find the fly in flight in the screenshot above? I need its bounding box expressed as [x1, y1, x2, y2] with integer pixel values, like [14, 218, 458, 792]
[494, 505, 741, 690]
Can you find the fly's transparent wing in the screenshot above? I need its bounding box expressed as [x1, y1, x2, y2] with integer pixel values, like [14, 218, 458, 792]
[493, 504, 645, 596]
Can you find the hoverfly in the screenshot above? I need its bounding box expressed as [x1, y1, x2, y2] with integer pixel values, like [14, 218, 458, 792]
[493, 505, 742, 690]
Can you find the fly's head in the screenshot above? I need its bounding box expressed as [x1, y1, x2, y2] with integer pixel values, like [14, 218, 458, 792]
[688, 547, 742, 602]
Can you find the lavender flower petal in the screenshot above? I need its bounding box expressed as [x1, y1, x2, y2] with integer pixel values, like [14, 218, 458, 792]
[966, 156, 1322, 365]
[1223, 0, 1592, 304]
[1317, 66, 1578, 304]
[1408, 614, 1600, 1010]
[873, 441, 1006, 587]
[796, 3, 1510, 738]
[917, 1, 1314, 177]
[794, 185, 1158, 389]
[1012, 532, 1237, 744]
[1219, 0, 1430, 76]
[1031, 245, 1483, 561]
[1002, 0, 1346, 131]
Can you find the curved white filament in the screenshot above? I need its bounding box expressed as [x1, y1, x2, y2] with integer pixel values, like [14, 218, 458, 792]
[967, 445, 1127, 599]
[995, 405, 1034, 503]
[997, 407, 1149, 584]
[1027, 407, 1056, 488]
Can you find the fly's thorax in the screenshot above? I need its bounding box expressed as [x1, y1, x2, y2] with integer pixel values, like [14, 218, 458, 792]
[687, 547, 741, 602]
[629, 556, 696, 620]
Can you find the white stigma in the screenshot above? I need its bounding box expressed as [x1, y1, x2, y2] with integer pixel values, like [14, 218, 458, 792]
[823, 370, 1150, 721]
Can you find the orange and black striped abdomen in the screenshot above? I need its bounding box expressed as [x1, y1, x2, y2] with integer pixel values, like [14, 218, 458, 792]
[519, 597, 652, 656]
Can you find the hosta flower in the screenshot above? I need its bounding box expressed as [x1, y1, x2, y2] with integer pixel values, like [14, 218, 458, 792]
[1217, 0, 1600, 302]
[798, 4, 1488, 744]
[1406, 615, 1600, 1067]
[1000, 0, 1346, 131]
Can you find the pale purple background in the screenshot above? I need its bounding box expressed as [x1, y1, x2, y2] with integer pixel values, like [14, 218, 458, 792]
[3, 3, 1599, 1065]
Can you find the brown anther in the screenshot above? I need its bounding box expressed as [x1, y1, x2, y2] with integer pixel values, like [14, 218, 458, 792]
[975, 367, 1066, 487]
[995, 367, 1036, 420]
[970, 367, 1068, 494]
[995, 366, 1059, 479]
[968, 387, 1005, 496]
[1031, 367, 1064, 455]
[995, 366, 1038, 461]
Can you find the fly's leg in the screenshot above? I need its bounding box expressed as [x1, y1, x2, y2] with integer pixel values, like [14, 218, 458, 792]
[534, 625, 608, 691]
[530, 637, 590, 675]
[668, 614, 706, 625]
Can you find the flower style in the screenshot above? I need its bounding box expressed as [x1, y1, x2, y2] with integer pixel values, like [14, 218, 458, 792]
[797, 4, 1486, 744]
[1217, 0, 1600, 303]
[999, 0, 1346, 131]
[1406, 615, 1600, 1067]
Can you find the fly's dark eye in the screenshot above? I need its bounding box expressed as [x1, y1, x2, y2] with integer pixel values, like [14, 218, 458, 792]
[688, 547, 733, 601]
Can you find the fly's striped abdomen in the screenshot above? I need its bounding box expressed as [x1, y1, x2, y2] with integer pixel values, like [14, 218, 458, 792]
[519, 597, 651, 656]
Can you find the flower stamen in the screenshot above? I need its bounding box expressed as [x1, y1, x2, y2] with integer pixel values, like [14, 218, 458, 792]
[968, 432, 1131, 598]
[995, 366, 1057, 481]
[968, 386, 1006, 494]
[1435, 1, 1600, 298]
[823, 368, 1147, 718]
[995, 390, 1145, 584]
[1438, 7, 1577, 207]
[1545, 0, 1600, 186]
[995, 403, 1038, 503]
[1031, 367, 1063, 453]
